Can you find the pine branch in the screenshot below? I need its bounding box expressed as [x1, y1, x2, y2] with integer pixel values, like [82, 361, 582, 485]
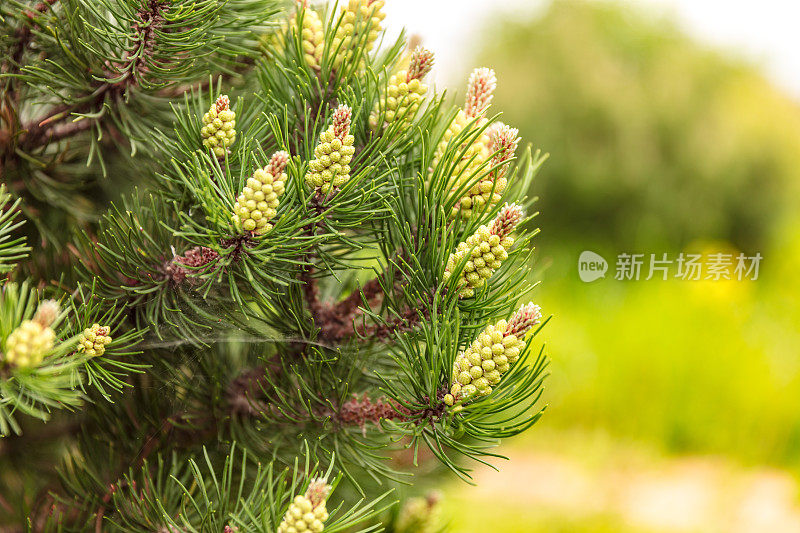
[336, 393, 410, 428]
[19, 0, 166, 149]
[366, 302, 430, 340]
[21, 114, 94, 148]
[301, 268, 388, 342]
[0, 1, 553, 527]
[3, 0, 58, 77]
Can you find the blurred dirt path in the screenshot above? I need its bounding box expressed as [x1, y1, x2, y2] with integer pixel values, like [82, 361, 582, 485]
[456, 437, 800, 532]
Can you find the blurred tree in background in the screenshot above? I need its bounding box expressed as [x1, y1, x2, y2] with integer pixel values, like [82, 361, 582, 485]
[478, 0, 800, 252]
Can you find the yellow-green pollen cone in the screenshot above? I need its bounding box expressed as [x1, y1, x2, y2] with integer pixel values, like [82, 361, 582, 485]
[332, 0, 386, 70]
[444, 302, 542, 407]
[369, 46, 434, 131]
[233, 151, 290, 235]
[1, 300, 59, 368]
[278, 478, 330, 533]
[201, 94, 236, 158]
[432, 109, 490, 204]
[455, 122, 520, 219]
[443, 203, 524, 298]
[396, 493, 441, 533]
[305, 105, 355, 194]
[431, 67, 500, 219]
[77, 323, 112, 357]
[273, 1, 324, 69]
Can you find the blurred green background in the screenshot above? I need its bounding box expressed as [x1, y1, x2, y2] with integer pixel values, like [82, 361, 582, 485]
[438, 1, 800, 531]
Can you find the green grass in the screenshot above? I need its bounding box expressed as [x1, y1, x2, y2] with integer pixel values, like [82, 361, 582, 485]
[440, 501, 651, 533]
[530, 223, 800, 468]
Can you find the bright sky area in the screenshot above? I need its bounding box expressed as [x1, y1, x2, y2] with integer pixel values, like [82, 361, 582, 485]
[382, 0, 800, 100]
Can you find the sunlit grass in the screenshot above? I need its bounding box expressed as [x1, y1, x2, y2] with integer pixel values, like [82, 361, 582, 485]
[531, 225, 800, 467]
[440, 499, 652, 533]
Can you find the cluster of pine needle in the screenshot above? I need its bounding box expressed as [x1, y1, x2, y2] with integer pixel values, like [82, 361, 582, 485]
[0, 0, 549, 530]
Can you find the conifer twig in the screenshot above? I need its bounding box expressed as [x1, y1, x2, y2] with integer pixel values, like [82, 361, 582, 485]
[16, 0, 166, 149]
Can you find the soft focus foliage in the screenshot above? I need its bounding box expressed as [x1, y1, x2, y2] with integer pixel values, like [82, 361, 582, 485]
[478, 0, 800, 250]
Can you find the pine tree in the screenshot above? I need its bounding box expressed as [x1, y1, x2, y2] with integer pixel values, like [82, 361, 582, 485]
[0, 0, 549, 530]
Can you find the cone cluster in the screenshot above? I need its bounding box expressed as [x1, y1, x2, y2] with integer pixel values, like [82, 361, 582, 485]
[332, 0, 386, 69]
[488, 123, 521, 178]
[455, 122, 520, 219]
[443, 204, 523, 298]
[306, 105, 355, 194]
[273, 2, 324, 69]
[294, 4, 324, 69]
[463, 67, 497, 119]
[432, 68, 507, 219]
[2, 300, 59, 368]
[77, 324, 112, 357]
[233, 151, 290, 234]
[369, 47, 434, 131]
[432, 109, 490, 194]
[444, 303, 542, 406]
[201, 95, 236, 158]
[278, 479, 330, 533]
